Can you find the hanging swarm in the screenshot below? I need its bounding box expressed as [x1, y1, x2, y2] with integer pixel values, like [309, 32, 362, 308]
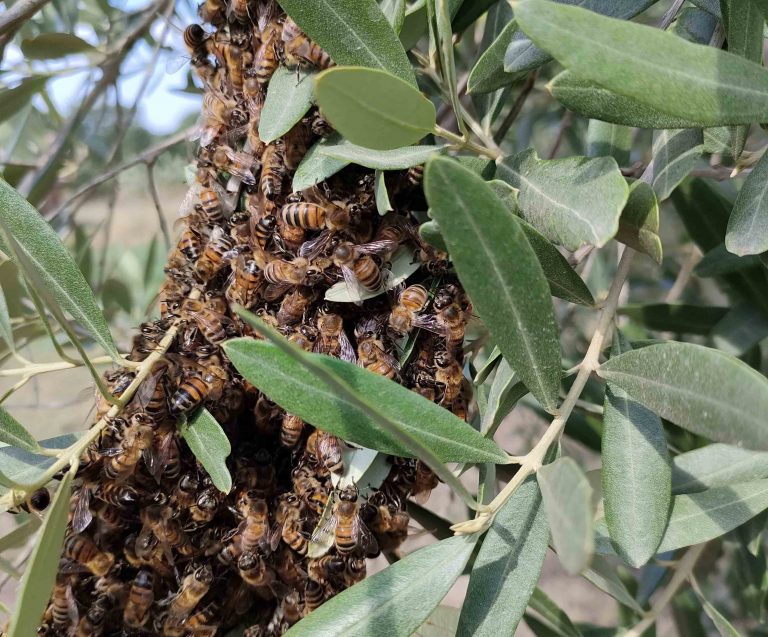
[41, 1, 470, 634]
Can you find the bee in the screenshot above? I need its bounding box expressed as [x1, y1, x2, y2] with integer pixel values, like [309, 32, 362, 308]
[315, 486, 377, 556]
[195, 226, 236, 280]
[233, 491, 278, 553]
[170, 363, 227, 414]
[260, 139, 286, 199]
[313, 308, 356, 362]
[185, 601, 221, 637]
[184, 23, 209, 61]
[388, 284, 429, 337]
[282, 17, 333, 69]
[307, 554, 345, 587]
[50, 575, 78, 630]
[245, 449, 277, 499]
[75, 595, 109, 637]
[211, 145, 258, 185]
[166, 565, 214, 627]
[411, 460, 439, 504]
[97, 481, 139, 509]
[224, 256, 262, 308]
[184, 298, 233, 343]
[263, 255, 309, 286]
[277, 494, 308, 555]
[274, 546, 308, 588]
[189, 486, 221, 525]
[141, 501, 194, 558]
[224, 41, 246, 91]
[305, 429, 344, 474]
[102, 417, 154, 481]
[251, 213, 277, 248]
[280, 591, 302, 626]
[279, 195, 356, 233]
[9, 486, 50, 515]
[356, 324, 400, 380]
[95, 370, 134, 421]
[254, 21, 281, 86]
[174, 474, 200, 509]
[287, 323, 318, 351]
[238, 551, 279, 591]
[196, 93, 240, 147]
[292, 465, 329, 515]
[434, 302, 467, 352]
[63, 533, 115, 576]
[280, 412, 304, 448]
[123, 570, 154, 629]
[198, 186, 228, 225]
[198, 0, 226, 25]
[276, 216, 306, 252]
[304, 580, 325, 613]
[434, 348, 463, 405]
[406, 164, 424, 188]
[332, 241, 398, 298]
[277, 287, 313, 325]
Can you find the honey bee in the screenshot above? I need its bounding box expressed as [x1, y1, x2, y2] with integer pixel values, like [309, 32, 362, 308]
[175, 474, 200, 509]
[279, 195, 356, 233]
[63, 533, 115, 576]
[198, 186, 227, 225]
[434, 349, 463, 405]
[434, 302, 467, 352]
[277, 287, 312, 325]
[97, 482, 139, 509]
[313, 308, 355, 362]
[305, 429, 343, 474]
[188, 486, 221, 525]
[254, 21, 281, 86]
[276, 216, 306, 252]
[277, 494, 308, 555]
[234, 491, 279, 553]
[170, 364, 227, 414]
[292, 465, 328, 515]
[198, 0, 226, 25]
[165, 565, 214, 627]
[280, 412, 304, 448]
[50, 575, 78, 630]
[274, 546, 308, 588]
[314, 486, 376, 556]
[406, 164, 424, 188]
[184, 23, 209, 61]
[411, 460, 439, 504]
[247, 449, 278, 499]
[263, 255, 309, 286]
[224, 41, 246, 91]
[225, 255, 263, 308]
[356, 322, 400, 380]
[123, 570, 154, 629]
[195, 226, 236, 280]
[9, 486, 50, 515]
[388, 284, 429, 337]
[185, 601, 221, 637]
[307, 554, 345, 587]
[281, 17, 333, 69]
[196, 93, 241, 147]
[212, 145, 258, 185]
[95, 370, 134, 421]
[102, 417, 154, 481]
[251, 213, 277, 248]
[141, 501, 193, 558]
[280, 591, 302, 626]
[304, 579, 325, 613]
[238, 551, 275, 589]
[287, 323, 318, 351]
[260, 139, 286, 199]
[332, 241, 398, 298]
[184, 298, 233, 343]
[74, 595, 109, 637]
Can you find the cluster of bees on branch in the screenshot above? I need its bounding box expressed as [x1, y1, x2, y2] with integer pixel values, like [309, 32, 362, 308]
[35, 0, 472, 635]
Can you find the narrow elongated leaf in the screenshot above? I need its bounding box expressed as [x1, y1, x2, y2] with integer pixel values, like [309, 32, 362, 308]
[426, 156, 561, 411]
[515, 0, 768, 125]
[224, 338, 509, 464]
[415, 606, 461, 637]
[582, 555, 644, 613]
[527, 588, 582, 637]
[314, 67, 435, 150]
[619, 304, 728, 335]
[602, 336, 671, 567]
[458, 476, 549, 636]
[481, 359, 528, 436]
[538, 458, 593, 573]
[374, 170, 392, 215]
[21, 33, 96, 59]
[0, 518, 41, 553]
[657, 479, 768, 553]
[616, 180, 662, 264]
[259, 67, 315, 143]
[380, 0, 407, 33]
[504, 0, 656, 74]
[277, 0, 415, 85]
[0, 435, 78, 491]
[726, 150, 768, 256]
[690, 577, 743, 637]
[0, 180, 118, 359]
[467, 19, 526, 94]
[180, 408, 232, 493]
[0, 281, 13, 351]
[0, 77, 49, 124]
[722, 0, 764, 63]
[319, 143, 446, 169]
[6, 470, 73, 637]
[498, 149, 628, 250]
[285, 535, 477, 636]
[431, 0, 464, 135]
[672, 444, 768, 494]
[0, 407, 40, 453]
[519, 219, 595, 306]
[599, 342, 768, 450]
[695, 244, 762, 277]
[586, 120, 631, 166]
[292, 134, 350, 191]
[550, 72, 702, 129]
[711, 302, 768, 356]
[647, 129, 703, 202]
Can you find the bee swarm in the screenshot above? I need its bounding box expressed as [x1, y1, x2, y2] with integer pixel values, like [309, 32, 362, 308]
[43, 1, 471, 635]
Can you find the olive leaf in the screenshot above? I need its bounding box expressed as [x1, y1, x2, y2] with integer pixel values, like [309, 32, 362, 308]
[259, 67, 316, 144]
[180, 408, 232, 494]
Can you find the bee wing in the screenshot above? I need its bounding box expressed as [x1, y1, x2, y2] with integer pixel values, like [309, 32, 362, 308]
[374, 343, 401, 371]
[412, 489, 432, 505]
[266, 522, 282, 553]
[341, 265, 364, 305]
[355, 239, 399, 257]
[309, 509, 337, 545]
[178, 183, 201, 218]
[134, 364, 166, 410]
[71, 487, 93, 534]
[200, 125, 221, 148]
[338, 330, 357, 364]
[263, 282, 292, 302]
[411, 314, 444, 336]
[65, 584, 79, 633]
[98, 447, 123, 457]
[298, 231, 332, 259]
[166, 54, 191, 74]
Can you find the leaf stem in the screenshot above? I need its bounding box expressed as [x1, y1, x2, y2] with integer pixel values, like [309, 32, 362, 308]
[0, 355, 116, 377]
[433, 125, 501, 160]
[452, 248, 636, 533]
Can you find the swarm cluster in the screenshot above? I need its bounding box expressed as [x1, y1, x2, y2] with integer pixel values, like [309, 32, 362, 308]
[42, 0, 471, 634]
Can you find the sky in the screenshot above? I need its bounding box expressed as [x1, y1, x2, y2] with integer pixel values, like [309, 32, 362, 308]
[3, 0, 204, 135]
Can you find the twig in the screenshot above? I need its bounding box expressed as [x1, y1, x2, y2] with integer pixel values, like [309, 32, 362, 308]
[47, 128, 191, 222]
[0, 0, 52, 35]
[494, 71, 538, 143]
[659, 0, 685, 30]
[0, 355, 117, 377]
[548, 111, 573, 159]
[665, 245, 702, 303]
[453, 248, 636, 533]
[146, 161, 171, 249]
[623, 544, 705, 637]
